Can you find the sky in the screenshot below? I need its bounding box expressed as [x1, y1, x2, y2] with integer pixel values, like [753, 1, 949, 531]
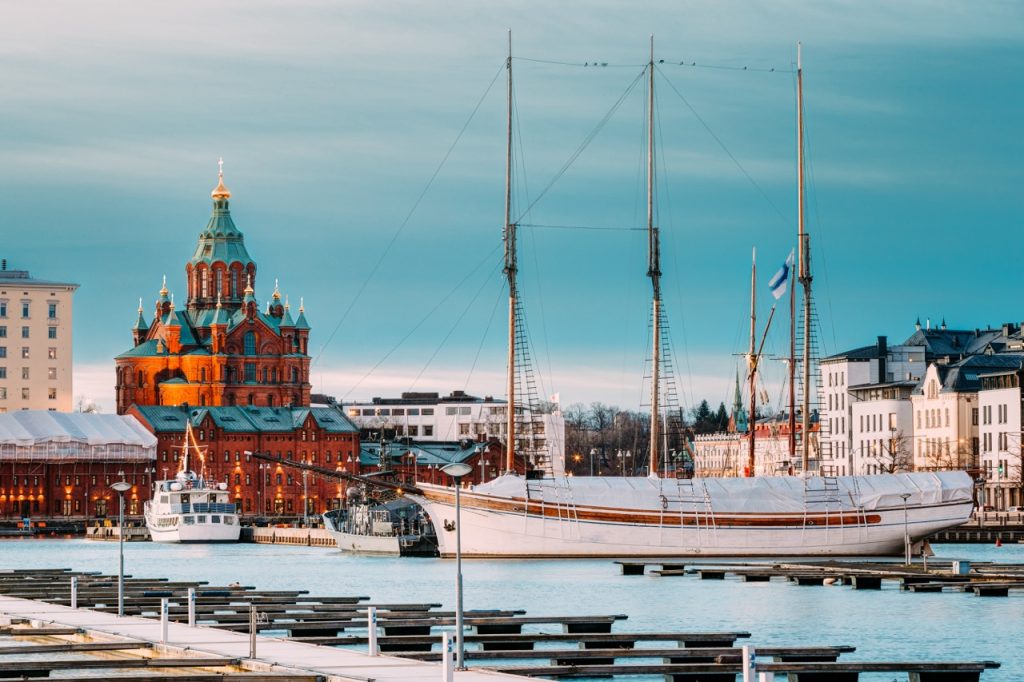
[1, 1, 1022, 415]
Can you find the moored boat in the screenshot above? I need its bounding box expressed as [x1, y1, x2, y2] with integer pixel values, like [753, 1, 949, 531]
[144, 423, 240, 543]
[409, 39, 977, 558]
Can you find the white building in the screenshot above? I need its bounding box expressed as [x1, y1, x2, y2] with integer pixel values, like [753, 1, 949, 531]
[977, 368, 1023, 510]
[0, 262, 78, 413]
[343, 390, 566, 474]
[694, 413, 815, 478]
[909, 354, 1024, 472]
[848, 381, 916, 474]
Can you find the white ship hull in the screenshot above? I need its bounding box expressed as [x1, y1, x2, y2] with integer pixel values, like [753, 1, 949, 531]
[146, 515, 241, 544]
[409, 471, 975, 558]
[323, 526, 402, 555]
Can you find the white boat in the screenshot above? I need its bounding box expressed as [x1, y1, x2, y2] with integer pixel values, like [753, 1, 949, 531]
[322, 497, 438, 556]
[323, 506, 402, 556]
[145, 423, 240, 543]
[408, 40, 977, 558]
[411, 471, 974, 558]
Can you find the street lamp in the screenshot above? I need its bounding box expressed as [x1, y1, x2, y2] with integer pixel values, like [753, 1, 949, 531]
[900, 492, 912, 565]
[111, 474, 132, 617]
[441, 461, 473, 670]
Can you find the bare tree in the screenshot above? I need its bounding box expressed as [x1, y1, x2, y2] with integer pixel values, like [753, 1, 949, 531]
[75, 396, 102, 414]
[874, 429, 913, 473]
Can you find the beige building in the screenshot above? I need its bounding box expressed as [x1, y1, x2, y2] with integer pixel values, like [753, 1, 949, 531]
[0, 262, 78, 413]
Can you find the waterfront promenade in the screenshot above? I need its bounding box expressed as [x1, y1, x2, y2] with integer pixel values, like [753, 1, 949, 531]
[0, 590, 525, 682]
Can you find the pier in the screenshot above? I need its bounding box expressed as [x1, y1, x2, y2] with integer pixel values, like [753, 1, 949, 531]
[0, 568, 1005, 681]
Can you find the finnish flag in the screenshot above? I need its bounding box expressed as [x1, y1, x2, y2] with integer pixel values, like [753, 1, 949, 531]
[768, 250, 795, 300]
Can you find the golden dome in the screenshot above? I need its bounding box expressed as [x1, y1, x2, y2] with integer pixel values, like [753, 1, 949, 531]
[211, 158, 231, 200]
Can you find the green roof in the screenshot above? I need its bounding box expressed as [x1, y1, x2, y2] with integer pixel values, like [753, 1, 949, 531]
[133, 405, 359, 434]
[189, 198, 255, 268]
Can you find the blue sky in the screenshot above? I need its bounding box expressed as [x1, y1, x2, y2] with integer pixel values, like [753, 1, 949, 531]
[2, 1, 1022, 414]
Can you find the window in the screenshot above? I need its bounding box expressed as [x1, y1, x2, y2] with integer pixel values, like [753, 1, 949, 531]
[0, 347, 5, 358]
[21, 347, 28, 359]
[21, 302, 29, 318]
[21, 367, 29, 380]
[48, 327, 56, 339]
[408, 408, 420, 416]
[423, 425, 433, 437]
[244, 363, 256, 383]
[48, 303, 57, 318]
[244, 331, 256, 355]
[0, 326, 5, 338]
[408, 425, 418, 436]
[48, 347, 56, 359]
[0, 302, 5, 317]
[0, 387, 6, 400]
[21, 326, 29, 339]
[48, 388, 56, 400]
[422, 408, 434, 416]
[21, 388, 29, 400]
[0, 368, 5, 379]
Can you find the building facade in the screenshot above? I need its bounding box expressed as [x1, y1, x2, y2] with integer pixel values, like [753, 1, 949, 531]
[848, 381, 916, 475]
[115, 169, 311, 414]
[343, 390, 566, 473]
[0, 262, 78, 413]
[0, 411, 156, 519]
[977, 369, 1023, 510]
[694, 414, 817, 478]
[129, 405, 360, 518]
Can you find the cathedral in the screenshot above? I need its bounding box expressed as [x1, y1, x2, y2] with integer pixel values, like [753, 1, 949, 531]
[115, 166, 311, 414]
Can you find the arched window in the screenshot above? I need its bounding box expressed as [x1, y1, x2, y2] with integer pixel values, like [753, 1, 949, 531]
[244, 332, 256, 355]
[248, 393, 255, 406]
[137, 371, 144, 386]
[200, 367, 207, 383]
[200, 268, 209, 299]
[267, 395, 275, 407]
[291, 367, 299, 383]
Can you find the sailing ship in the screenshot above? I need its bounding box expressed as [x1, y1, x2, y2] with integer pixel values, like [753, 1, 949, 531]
[145, 422, 240, 543]
[408, 39, 974, 558]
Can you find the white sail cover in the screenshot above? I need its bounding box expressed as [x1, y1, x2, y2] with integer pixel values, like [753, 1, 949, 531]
[0, 411, 156, 462]
[470, 471, 974, 513]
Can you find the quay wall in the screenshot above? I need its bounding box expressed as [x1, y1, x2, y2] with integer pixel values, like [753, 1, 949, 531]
[241, 526, 334, 547]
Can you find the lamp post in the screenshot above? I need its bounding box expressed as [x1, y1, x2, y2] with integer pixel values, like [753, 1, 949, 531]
[441, 461, 473, 670]
[900, 492, 912, 565]
[111, 474, 132, 617]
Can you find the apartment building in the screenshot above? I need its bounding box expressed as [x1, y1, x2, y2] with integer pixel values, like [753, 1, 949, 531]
[0, 261, 78, 413]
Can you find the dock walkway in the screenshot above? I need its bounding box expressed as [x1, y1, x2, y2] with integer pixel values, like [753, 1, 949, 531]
[0, 593, 524, 682]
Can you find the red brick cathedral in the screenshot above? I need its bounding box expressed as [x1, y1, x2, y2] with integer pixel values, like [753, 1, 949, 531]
[116, 167, 311, 414]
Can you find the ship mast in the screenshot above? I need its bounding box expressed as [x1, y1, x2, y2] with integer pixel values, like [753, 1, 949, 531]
[504, 30, 517, 473]
[647, 35, 662, 477]
[797, 42, 812, 474]
[747, 249, 756, 477]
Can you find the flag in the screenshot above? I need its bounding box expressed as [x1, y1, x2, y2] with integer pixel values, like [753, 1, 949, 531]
[768, 249, 795, 300]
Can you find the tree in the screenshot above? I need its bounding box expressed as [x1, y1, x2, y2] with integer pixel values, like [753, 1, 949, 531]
[75, 396, 102, 414]
[874, 430, 913, 473]
[714, 402, 729, 431]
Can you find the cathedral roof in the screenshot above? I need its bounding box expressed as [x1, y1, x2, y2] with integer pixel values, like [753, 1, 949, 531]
[189, 165, 254, 268]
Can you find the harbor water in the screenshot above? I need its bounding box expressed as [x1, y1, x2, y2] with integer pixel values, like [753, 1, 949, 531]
[1, 538, 1021, 680]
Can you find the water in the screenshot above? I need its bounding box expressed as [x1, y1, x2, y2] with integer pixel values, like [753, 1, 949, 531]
[1, 538, 1021, 680]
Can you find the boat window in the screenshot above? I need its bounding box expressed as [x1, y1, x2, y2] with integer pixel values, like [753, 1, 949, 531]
[181, 494, 190, 504]
[224, 516, 235, 525]
[197, 515, 207, 524]
[211, 515, 221, 524]
[183, 516, 195, 525]
[160, 496, 168, 504]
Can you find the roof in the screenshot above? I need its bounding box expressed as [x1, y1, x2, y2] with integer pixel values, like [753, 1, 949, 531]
[822, 345, 879, 362]
[0, 412, 156, 448]
[132, 405, 359, 434]
[359, 440, 483, 467]
[0, 268, 78, 289]
[900, 327, 1013, 359]
[913, 353, 1024, 394]
[848, 380, 919, 391]
[189, 198, 254, 268]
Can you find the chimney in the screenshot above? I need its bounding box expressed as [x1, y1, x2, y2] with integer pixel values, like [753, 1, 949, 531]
[877, 336, 888, 383]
